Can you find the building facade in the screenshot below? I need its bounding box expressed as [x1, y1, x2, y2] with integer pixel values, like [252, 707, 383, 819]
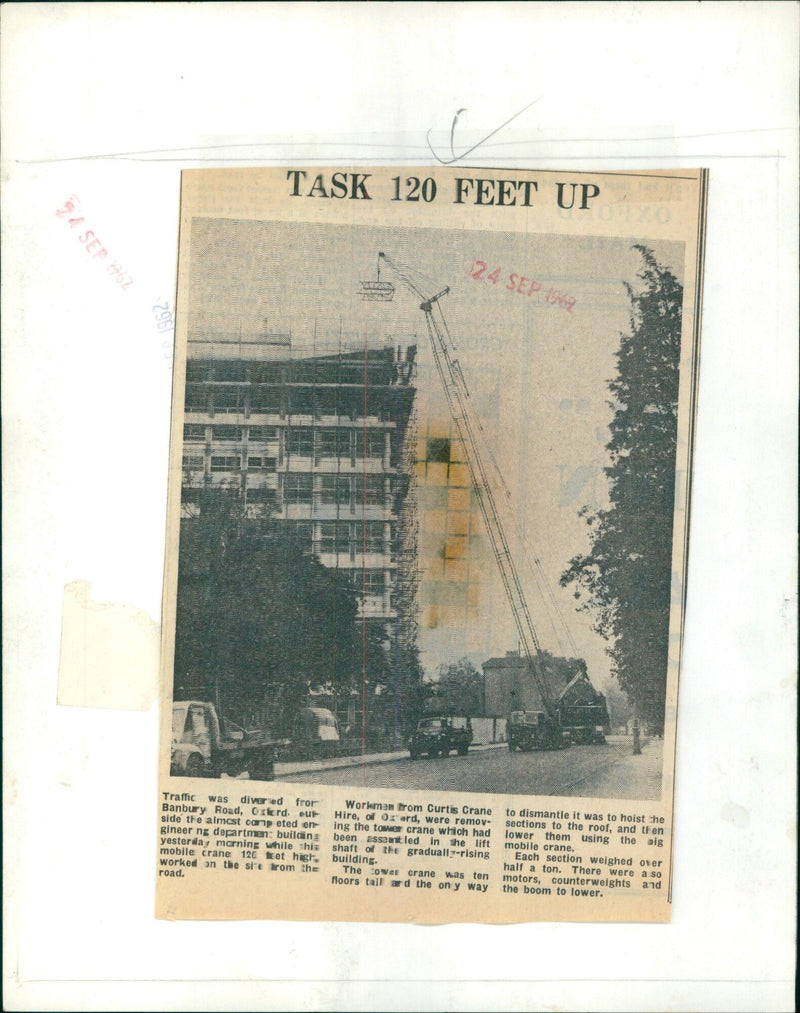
[180, 335, 418, 650]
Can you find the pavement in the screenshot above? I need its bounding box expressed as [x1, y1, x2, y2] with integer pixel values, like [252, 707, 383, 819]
[570, 734, 663, 799]
[275, 739, 507, 777]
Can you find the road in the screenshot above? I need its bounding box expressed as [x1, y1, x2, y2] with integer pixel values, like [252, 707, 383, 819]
[286, 736, 663, 801]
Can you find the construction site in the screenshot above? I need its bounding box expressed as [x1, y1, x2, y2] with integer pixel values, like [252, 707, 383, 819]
[172, 230, 661, 798]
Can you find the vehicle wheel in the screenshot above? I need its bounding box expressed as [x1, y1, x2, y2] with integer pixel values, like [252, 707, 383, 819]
[249, 751, 274, 781]
[508, 741, 515, 752]
[458, 744, 468, 756]
[185, 754, 205, 778]
[409, 749, 420, 760]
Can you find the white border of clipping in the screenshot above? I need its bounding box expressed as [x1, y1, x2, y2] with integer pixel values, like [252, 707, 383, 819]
[2, 3, 797, 1011]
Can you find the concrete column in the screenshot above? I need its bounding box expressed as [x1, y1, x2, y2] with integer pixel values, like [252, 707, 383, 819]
[383, 569, 391, 615]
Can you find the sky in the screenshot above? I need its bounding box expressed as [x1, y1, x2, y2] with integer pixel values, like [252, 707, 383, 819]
[189, 217, 685, 693]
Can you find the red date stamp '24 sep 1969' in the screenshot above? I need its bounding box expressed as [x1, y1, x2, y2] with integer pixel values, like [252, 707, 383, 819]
[55, 195, 134, 290]
[469, 260, 576, 312]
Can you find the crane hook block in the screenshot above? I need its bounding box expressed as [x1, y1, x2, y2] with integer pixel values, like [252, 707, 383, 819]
[359, 280, 394, 301]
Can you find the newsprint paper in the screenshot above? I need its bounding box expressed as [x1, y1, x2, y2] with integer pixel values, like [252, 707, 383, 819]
[157, 166, 707, 923]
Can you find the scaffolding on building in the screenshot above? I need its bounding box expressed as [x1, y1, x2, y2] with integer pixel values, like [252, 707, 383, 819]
[178, 319, 423, 740]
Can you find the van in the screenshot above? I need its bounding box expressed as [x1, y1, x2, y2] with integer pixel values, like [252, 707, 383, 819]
[293, 707, 340, 757]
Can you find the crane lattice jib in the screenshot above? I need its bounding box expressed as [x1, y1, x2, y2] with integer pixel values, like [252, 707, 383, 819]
[378, 253, 556, 718]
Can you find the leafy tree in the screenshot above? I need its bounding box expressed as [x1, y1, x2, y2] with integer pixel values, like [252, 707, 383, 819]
[604, 677, 633, 730]
[532, 649, 593, 702]
[375, 641, 426, 738]
[560, 246, 683, 733]
[173, 487, 366, 733]
[428, 657, 484, 717]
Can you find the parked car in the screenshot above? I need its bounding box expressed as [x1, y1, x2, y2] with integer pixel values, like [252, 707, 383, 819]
[408, 717, 471, 759]
[292, 707, 341, 757]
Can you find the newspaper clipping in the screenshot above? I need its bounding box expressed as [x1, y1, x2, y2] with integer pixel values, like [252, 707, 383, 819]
[156, 166, 707, 923]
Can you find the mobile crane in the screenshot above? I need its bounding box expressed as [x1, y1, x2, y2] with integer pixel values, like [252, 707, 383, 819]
[364, 252, 567, 749]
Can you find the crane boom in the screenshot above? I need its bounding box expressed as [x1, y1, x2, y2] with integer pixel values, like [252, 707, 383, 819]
[377, 253, 559, 723]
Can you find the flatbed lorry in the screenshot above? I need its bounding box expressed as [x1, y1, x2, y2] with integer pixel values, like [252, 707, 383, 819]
[170, 700, 279, 781]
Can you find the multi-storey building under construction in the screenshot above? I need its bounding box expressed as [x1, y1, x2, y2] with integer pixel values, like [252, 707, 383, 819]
[180, 332, 419, 665]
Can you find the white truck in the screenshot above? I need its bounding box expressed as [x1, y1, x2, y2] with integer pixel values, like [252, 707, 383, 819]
[170, 700, 278, 781]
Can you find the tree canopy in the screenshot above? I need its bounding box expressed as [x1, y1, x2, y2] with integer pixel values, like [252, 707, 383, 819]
[560, 246, 683, 732]
[426, 657, 485, 717]
[173, 488, 384, 732]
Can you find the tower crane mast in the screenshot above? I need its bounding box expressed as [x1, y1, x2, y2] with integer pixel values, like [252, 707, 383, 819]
[375, 252, 563, 743]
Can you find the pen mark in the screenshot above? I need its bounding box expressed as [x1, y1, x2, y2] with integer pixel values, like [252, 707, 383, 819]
[14, 125, 789, 166]
[450, 108, 467, 163]
[152, 299, 175, 370]
[426, 98, 543, 165]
